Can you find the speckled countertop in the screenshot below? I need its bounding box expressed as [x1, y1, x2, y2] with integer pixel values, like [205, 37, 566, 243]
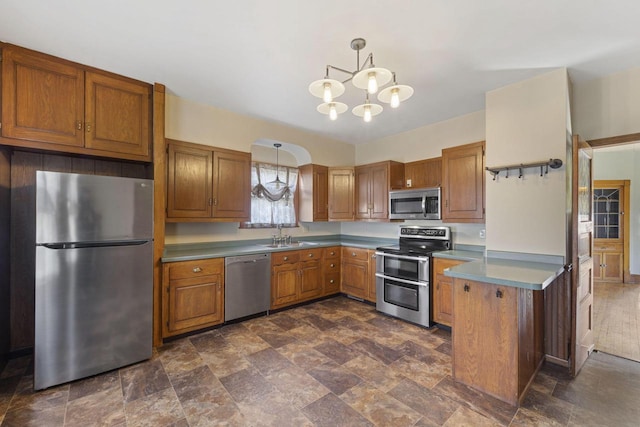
[162, 235, 396, 262]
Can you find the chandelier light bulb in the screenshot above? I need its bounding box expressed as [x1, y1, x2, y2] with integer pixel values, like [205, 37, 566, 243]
[329, 104, 338, 120]
[367, 72, 378, 94]
[363, 105, 372, 122]
[390, 88, 400, 108]
[323, 82, 332, 103]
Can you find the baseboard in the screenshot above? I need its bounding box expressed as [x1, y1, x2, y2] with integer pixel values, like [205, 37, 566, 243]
[624, 272, 640, 284]
[545, 354, 569, 367]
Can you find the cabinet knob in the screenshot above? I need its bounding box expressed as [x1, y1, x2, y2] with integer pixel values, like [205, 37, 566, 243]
[283, 256, 289, 261]
[496, 290, 503, 298]
[330, 251, 335, 256]
[85, 122, 92, 133]
[308, 253, 313, 258]
[192, 267, 202, 273]
[463, 284, 470, 292]
[330, 263, 335, 268]
[371, 254, 376, 259]
[76, 120, 83, 130]
[352, 252, 356, 257]
[330, 279, 335, 284]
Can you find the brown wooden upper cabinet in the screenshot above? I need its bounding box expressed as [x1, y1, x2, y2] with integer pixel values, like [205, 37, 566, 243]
[1, 44, 152, 162]
[299, 164, 328, 222]
[166, 139, 251, 222]
[404, 157, 442, 189]
[355, 161, 404, 220]
[441, 141, 485, 223]
[328, 167, 355, 221]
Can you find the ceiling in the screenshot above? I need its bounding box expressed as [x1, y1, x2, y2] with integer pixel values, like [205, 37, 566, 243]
[2, 1, 640, 145]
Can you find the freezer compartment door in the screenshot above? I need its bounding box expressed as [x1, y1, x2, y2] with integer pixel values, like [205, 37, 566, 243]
[35, 241, 152, 390]
[36, 171, 153, 244]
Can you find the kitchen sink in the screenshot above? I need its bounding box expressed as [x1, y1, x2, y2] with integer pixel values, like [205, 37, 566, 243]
[261, 241, 319, 248]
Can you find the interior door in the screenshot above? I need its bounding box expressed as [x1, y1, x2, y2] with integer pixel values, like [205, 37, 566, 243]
[571, 135, 594, 376]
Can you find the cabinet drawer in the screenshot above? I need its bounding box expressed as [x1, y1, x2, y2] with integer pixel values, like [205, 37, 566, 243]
[272, 251, 300, 265]
[167, 258, 223, 280]
[594, 242, 622, 252]
[324, 246, 341, 259]
[342, 247, 369, 262]
[324, 272, 341, 294]
[299, 248, 323, 261]
[324, 259, 341, 273]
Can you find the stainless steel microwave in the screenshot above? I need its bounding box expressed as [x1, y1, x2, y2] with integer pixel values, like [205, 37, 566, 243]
[389, 188, 441, 220]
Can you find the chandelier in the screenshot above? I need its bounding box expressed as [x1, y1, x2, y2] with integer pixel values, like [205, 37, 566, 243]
[309, 38, 414, 122]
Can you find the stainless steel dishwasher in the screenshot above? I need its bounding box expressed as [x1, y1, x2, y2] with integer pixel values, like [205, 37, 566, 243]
[224, 253, 271, 321]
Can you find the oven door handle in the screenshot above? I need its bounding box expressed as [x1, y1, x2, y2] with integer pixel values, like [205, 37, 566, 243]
[421, 195, 427, 218]
[375, 273, 429, 287]
[375, 252, 429, 262]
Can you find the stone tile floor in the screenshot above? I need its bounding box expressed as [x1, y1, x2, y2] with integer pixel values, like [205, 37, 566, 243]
[1, 295, 639, 426]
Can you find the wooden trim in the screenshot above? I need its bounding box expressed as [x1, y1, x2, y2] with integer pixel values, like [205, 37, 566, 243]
[165, 138, 249, 156]
[594, 180, 630, 282]
[545, 354, 570, 367]
[0, 147, 10, 367]
[152, 83, 166, 348]
[587, 133, 640, 148]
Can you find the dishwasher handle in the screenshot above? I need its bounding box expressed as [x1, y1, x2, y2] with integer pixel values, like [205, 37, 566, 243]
[225, 253, 271, 267]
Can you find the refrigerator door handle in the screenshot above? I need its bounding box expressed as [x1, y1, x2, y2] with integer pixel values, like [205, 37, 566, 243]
[40, 240, 150, 250]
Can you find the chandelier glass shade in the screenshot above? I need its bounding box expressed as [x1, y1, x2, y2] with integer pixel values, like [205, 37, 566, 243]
[308, 38, 414, 122]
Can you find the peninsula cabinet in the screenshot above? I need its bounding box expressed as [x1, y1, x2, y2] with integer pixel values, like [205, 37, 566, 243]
[1, 43, 152, 162]
[367, 250, 377, 303]
[271, 248, 323, 309]
[299, 164, 328, 222]
[166, 139, 251, 222]
[441, 141, 485, 223]
[404, 157, 442, 189]
[432, 258, 466, 327]
[322, 246, 341, 295]
[162, 258, 225, 337]
[355, 161, 404, 220]
[328, 167, 355, 221]
[452, 278, 543, 406]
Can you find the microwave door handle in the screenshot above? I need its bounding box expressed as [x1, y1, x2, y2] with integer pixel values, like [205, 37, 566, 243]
[421, 195, 427, 218]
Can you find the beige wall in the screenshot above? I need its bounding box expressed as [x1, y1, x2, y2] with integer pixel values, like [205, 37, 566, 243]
[355, 110, 486, 165]
[485, 69, 569, 257]
[166, 94, 355, 166]
[572, 67, 640, 140]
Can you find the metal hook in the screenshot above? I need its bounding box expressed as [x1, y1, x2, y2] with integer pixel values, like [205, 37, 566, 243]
[505, 168, 509, 178]
[518, 167, 523, 179]
[540, 166, 543, 177]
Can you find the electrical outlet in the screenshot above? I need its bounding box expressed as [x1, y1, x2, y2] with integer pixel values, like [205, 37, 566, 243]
[406, 179, 412, 188]
[479, 229, 486, 239]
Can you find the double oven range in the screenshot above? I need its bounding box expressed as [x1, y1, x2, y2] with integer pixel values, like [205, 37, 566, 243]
[375, 226, 451, 328]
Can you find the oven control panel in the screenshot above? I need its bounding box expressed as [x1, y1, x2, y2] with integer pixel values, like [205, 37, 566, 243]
[399, 226, 450, 240]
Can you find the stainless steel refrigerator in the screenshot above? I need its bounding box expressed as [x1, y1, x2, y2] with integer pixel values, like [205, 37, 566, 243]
[34, 171, 153, 390]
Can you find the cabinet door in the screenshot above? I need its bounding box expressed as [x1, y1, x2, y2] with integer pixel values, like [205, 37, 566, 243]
[453, 279, 518, 404]
[299, 164, 328, 222]
[328, 167, 354, 220]
[602, 252, 623, 281]
[167, 143, 213, 218]
[271, 263, 299, 309]
[299, 259, 322, 301]
[593, 252, 602, 280]
[213, 150, 251, 220]
[2, 45, 84, 147]
[355, 166, 372, 219]
[84, 71, 151, 158]
[442, 141, 485, 222]
[322, 247, 341, 295]
[433, 258, 465, 326]
[341, 248, 368, 299]
[405, 158, 441, 189]
[167, 274, 224, 334]
[370, 164, 389, 219]
[366, 250, 377, 303]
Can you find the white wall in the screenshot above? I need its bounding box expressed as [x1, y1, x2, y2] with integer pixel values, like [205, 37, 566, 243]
[485, 69, 569, 257]
[355, 110, 486, 165]
[593, 145, 640, 274]
[572, 67, 640, 140]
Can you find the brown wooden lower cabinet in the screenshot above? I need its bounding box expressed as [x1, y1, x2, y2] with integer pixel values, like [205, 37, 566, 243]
[432, 258, 467, 326]
[366, 250, 377, 303]
[271, 248, 323, 310]
[162, 258, 224, 337]
[341, 247, 369, 299]
[452, 278, 543, 406]
[322, 246, 341, 295]
[593, 242, 623, 282]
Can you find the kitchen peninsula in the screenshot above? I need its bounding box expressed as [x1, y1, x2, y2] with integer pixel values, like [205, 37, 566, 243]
[439, 252, 564, 406]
